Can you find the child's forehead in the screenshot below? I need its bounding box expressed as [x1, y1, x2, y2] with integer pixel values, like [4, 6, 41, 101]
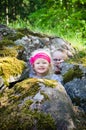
[52, 51, 67, 60]
[34, 58, 49, 62]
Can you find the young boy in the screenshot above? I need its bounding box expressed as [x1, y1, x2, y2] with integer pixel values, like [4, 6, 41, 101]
[52, 49, 68, 74]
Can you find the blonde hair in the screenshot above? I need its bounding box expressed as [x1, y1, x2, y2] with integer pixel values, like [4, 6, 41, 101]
[30, 48, 51, 57]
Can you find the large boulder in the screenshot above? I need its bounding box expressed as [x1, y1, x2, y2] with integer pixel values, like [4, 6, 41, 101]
[0, 25, 76, 61]
[0, 78, 77, 130]
[15, 35, 75, 61]
[64, 78, 86, 112]
[61, 63, 86, 112]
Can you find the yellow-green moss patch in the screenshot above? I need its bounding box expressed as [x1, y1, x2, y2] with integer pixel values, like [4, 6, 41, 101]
[0, 48, 18, 57]
[14, 78, 58, 91]
[10, 78, 58, 101]
[43, 79, 58, 88]
[13, 78, 40, 98]
[0, 57, 26, 85]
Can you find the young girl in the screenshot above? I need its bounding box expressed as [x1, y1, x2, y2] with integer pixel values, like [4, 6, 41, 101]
[29, 49, 62, 83]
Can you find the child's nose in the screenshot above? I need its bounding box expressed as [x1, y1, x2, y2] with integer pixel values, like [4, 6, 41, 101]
[39, 63, 44, 66]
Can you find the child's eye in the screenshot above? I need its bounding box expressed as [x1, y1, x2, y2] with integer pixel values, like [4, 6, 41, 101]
[43, 62, 47, 64]
[36, 62, 40, 64]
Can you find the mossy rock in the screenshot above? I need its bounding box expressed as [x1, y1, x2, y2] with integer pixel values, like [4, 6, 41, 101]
[0, 78, 58, 108]
[0, 39, 17, 57]
[0, 48, 18, 57]
[0, 107, 56, 130]
[69, 57, 86, 67]
[17, 28, 47, 37]
[77, 56, 86, 67]
[4, 31, 24, 41]
[0, 79, 60, 130]
[0, 38, 24, 58]
[7, 78, 58, 101]
[0, 57, 26, 85]
[68, 48, 86, 67]
[63, 65, 83, 84]
[0, 39, 15, 49]
[0, 78, 77, 130]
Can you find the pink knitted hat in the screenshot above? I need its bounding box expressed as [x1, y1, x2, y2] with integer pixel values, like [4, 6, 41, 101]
[30, 52, 51, 65]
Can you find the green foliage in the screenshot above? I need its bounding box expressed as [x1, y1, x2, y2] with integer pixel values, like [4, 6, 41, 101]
[28, 6, 86, 53]
[9, 18, 31, 29]
[28, 7, 86, 38]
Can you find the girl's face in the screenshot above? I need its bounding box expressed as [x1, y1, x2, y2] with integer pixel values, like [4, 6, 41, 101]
[33, 58, 50, 76]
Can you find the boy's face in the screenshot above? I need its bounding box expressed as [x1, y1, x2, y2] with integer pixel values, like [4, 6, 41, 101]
[52, 51, 65, 74]
[33, 58, 50, 76]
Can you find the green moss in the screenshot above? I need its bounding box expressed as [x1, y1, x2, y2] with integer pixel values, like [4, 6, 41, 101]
[0, 109, 34, 130]
[15, 45, 24, 51]
[13, 78, 58, 97]
[0, 48, 18, 57]
[0, 57, 26, 85]
[5, 32, 24, 41]
[80, 57, 86, 66]
[40, 91, 49, 100]
[2, 78, 58, 109]
[0, 78, 58, 130]
[13, 80, 40, 100]
[17, 28, 34, 36]
[40, 79, 58, 88]
[63, 65, 83, 84]
[33, 111, 56, 130]
[24, 100, 33, 106]
[0, 38, 24, 58]
[0, 107, 56, 130]
[7, 78, 58, 104]
[0, 39, 15, 49]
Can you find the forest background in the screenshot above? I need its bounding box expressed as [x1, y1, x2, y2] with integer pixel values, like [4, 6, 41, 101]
[0, 0, 86, 57]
